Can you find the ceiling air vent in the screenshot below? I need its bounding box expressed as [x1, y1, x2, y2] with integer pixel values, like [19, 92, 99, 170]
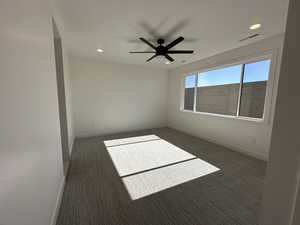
[239, 33, 260, 42]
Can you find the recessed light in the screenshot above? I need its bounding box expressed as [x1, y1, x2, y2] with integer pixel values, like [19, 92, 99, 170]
[165, 61, 171, 65]
[249, 24, 262, 30]
[96, 48, 104, 53]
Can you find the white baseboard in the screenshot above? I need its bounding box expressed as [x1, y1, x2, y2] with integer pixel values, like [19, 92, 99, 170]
[50, 176, 66, 225]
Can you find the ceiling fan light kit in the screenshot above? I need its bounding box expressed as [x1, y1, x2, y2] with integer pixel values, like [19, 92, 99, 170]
[129, 36, 194, 62]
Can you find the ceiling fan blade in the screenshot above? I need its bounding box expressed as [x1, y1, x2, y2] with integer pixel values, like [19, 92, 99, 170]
[165, 54, 174, 62]
[139, 38, 156, 50]
[129, 51, 156, 53]
[167, 50, 194, 54]
[146, 54, 158, 62]
[165, 36, 184, 49]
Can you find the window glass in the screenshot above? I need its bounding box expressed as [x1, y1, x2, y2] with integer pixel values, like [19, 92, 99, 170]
[184, 75, 196, 110]
[239, 59, 271, 118]
[196, 65, 242, 116]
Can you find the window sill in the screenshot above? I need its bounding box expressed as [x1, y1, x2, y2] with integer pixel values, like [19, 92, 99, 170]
[180, 109, 266, 124]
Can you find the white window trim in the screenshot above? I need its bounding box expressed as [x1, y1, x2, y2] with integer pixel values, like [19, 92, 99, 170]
[180, 49, 280, 125]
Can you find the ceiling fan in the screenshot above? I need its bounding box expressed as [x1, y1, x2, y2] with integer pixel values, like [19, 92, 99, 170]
[129, 36, 194, 62]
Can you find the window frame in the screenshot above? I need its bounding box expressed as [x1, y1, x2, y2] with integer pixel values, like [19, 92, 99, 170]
[180, 49, 279, 124]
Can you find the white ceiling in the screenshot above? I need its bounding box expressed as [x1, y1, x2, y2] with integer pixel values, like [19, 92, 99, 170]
[56, 0, 289, 68]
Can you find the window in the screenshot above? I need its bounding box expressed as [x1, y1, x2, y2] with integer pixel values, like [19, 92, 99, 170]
[239, 60, 271, 118]
[183, 58, 271, 119]
[184, 74, 197, 111]
[196, 65, 242, 116]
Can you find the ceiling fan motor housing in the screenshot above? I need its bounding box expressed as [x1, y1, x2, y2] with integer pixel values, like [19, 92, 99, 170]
[129, 36, 194, 62]
[157, 38, 165, 45]
[156, 45, 167, 55]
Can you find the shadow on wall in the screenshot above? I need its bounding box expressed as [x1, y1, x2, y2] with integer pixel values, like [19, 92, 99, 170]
[52, 18, 70, 174]
[104, 135, 220, 200]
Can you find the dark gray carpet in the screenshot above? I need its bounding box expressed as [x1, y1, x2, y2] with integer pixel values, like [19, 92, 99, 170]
[56, 128, 266, 225]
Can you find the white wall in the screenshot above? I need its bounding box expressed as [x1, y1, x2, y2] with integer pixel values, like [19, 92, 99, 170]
[0, 1, 65, 225]
[60, 52, 74, 153]
[70, 56, 168, 137]
[167, 35, 284, 160]
[51, 3, 75, 153]
[63, 53, 75, 153]
[260, 1, 300, 224]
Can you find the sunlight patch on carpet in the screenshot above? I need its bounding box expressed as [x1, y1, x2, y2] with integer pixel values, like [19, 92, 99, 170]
[123, 158, 220, 200]
[104, 135, 220, 200]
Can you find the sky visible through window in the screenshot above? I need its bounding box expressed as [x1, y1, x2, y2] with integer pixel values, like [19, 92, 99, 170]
[198, 64, 241, 87]
[243, 59, 271, 83]
[185, 74, 196, 88]
[185, 59, 271, 88]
